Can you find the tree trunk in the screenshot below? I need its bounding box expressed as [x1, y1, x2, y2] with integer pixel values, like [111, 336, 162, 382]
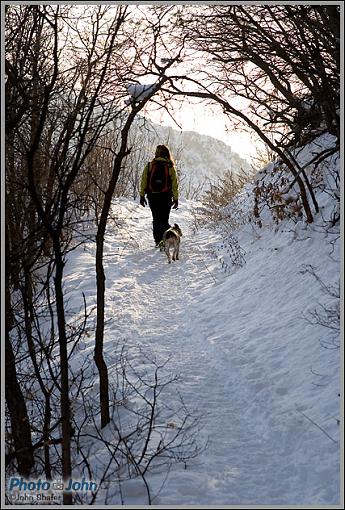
[23, 270, 52, 479]
[93, 88, 167, 426]
[5, 227, 34, 476]
[53, 240, 72, 505]
[94, 114, 136, 428]
[5, 337, 35, 477]
[95, 225, 110, 428]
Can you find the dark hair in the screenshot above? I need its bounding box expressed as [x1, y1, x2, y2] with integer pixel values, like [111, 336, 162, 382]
[155, 144, 172, 161]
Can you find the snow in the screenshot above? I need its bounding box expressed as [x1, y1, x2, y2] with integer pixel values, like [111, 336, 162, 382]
[124, 83, 157, 105]
[51, 129, 340, 507]
[62, 136, 340, 505]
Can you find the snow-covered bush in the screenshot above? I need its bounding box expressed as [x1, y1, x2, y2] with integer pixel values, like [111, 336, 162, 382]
[192, 169, 254, 274]
[252, 134, 339, 227]
[195, 169, 254, 228]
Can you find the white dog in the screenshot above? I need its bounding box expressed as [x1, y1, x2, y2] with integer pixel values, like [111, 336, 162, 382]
[162, 224, 182, 264]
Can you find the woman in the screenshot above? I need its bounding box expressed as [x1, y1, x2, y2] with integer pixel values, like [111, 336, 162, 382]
[139, 145, 179, 247]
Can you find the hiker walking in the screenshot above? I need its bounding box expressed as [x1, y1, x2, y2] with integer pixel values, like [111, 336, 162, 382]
[139, 145, 179, 247]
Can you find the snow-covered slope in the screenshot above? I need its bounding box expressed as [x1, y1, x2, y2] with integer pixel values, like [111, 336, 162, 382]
[153, 125, 251, 182]
[62, 134, 340, 505]
[130, 116, 252, 195]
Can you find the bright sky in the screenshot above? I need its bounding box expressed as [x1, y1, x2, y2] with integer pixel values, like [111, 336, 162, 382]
[58, 4, 263, 163]
[131, 5, 263, 164]
[145, 99, 261, 164]
[139, 55, 262, 163]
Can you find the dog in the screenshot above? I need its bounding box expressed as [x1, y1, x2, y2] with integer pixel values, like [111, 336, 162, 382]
[162, 223, 182, 263]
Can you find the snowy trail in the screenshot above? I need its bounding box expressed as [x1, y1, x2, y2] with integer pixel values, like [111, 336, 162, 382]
[100, 204, 268, 505]
[65, 198, 339, 505]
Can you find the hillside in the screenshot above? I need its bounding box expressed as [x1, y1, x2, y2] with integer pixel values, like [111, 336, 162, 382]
[130, 116, 252, 196]
[60, 133, 340, 505]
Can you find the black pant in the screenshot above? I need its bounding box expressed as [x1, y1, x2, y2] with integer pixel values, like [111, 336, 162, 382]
[147, 192, 172, 243]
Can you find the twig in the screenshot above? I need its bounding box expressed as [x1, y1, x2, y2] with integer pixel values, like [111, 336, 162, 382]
[296, 407, 338, 444]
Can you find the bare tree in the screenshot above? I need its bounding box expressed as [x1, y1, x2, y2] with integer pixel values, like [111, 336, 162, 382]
[93, 6, 186, 427]
[168, 5, 339, 223]
[5, 4, 147, 500]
